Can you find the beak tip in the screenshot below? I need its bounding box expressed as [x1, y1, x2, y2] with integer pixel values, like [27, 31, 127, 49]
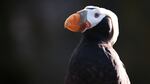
[64, 21, 70, 28]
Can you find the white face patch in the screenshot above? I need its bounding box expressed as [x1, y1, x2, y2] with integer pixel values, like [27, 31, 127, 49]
[84, 6, 106, 28]
[83, 6, 119, 45]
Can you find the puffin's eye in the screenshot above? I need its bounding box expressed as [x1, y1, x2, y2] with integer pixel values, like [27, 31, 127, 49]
[94, 13, 100, 18]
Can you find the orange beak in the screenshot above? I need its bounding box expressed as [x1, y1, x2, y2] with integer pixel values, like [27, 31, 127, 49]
[64, 12, 91, 32]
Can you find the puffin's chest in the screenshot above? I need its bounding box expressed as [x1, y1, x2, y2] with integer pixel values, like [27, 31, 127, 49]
[70, 43, 117, 71]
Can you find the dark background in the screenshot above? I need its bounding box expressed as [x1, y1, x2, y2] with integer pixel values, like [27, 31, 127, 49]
[1, 0, 150, 84]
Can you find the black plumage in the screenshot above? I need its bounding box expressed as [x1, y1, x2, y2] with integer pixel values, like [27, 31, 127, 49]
[65, 16, 130, 84]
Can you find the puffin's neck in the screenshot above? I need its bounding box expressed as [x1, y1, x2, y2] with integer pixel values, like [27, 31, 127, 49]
[80, 35, 108, 45]
[78, 35, 112, 50]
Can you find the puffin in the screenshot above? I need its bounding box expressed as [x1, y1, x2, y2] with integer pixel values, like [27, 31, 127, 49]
[64, 6, 130, 84]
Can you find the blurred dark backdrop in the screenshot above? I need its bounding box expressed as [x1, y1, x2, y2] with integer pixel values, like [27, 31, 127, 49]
[1, 0, 150, 84]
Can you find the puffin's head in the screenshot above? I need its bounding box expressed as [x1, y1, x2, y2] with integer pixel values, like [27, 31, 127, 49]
[64, 6, 119, 45]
